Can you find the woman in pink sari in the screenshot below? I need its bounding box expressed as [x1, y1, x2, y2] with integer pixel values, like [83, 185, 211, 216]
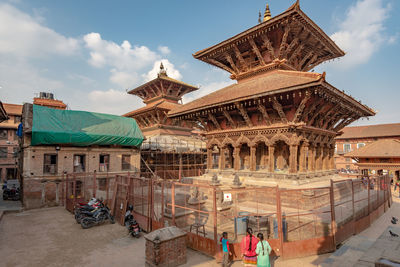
[241, 227, 258, 266]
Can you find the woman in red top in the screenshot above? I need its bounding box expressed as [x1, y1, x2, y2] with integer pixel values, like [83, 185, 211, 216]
[241, 227, 259, 266]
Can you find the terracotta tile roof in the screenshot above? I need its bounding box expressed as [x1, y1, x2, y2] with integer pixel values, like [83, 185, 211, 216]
[169, 70, 323, 116]
[345, 139, 400, 158]
[127, 75, 198, 95]
[337, 123, 400, 139]
[3, 103, 22, 115]
[123, 99, 181, 117]
[193, 2, 344, 62]
[33, 98, 67, 109]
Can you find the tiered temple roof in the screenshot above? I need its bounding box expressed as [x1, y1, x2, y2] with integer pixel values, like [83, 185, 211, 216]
[168, 1, 375, 180]
[124, 63, 200, 137]
[193, 0, 344, 81]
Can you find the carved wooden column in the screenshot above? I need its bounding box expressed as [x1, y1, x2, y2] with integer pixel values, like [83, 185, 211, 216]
[299, 143, 309, 173]
[219, 146, 225, 170]
[322, 146, 327, 170]
[250, 145, 256, 171]
[308, 145, 314, 172]
[316, 145, 322, 171]
[289, 144, 298, 174]
[268, 145, 275, 172]
[329, 147, 335, 170]
[207, 148, 212, 169]
[233, 145, 241, 171]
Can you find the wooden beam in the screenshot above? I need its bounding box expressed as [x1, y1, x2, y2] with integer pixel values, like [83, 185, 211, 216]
[208, 59, 234, 74]
[279, 26, 290, 59]
[235, 102, 253, 127]
[175, 85, 183, 97]
[334, 116, 358, 131]
[149, 112, 159, 125]
[283, 37, 299, 58]
[208, 113, 221, 131]
[298, 51, 314, 70]
[225, 53, 240, 74]
[222, 110, 236, 128]
[301, 53, 318, 71]
[161, 111, 168, 124]
[308, 102, 329, 126]
[249, 37, 265, 65]
[303, 56, 327, 72]
[292, 94, 311, 123]
[261, 35, 275, 60]
[159, 81, 165, 94]
[257, 104, 272, 125]
[322, 108, 341, 129]
[198, 117, 208, 131]
[302, 97, 324, 122]
[137, 116, 149, 127]
[233, 44, 248, 71]
[272, 98, 288, 123]
[288, 44, 304, 64]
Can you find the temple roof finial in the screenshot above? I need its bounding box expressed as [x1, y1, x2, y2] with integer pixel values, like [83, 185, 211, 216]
[263, 3, 271, 22]
[258, 11, 262, 23]
[158, 62, 167, 77]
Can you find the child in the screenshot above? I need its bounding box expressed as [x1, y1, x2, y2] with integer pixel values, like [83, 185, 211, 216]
[255, 233, 271, 267]
[221, 232, 232, 267]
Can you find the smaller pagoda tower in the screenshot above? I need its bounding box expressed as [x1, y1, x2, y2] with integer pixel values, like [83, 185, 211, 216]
[124, 63, 199, 137]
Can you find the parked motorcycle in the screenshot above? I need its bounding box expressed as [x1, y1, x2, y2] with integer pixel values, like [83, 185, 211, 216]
[2, 180, 21, 201]
[126, 214, 141, 238]
[74, 198, 101, 224]
[80, 202, 115, 229]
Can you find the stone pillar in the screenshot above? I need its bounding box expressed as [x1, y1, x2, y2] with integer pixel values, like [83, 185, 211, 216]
[289, 144, 298, 174]
[268, 145, 275, 172]
[250, 145, 256, 171]
[233, 145, 241, 171]
[206, 148, 212, 169]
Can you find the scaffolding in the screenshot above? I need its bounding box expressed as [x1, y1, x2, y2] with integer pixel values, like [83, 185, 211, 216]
[140, 137, 207, 180]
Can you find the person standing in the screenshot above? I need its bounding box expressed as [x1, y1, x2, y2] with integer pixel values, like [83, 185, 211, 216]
[221, 232, 232, 267]
[255, 233, 272, 267]
[241, 227, 258, 266]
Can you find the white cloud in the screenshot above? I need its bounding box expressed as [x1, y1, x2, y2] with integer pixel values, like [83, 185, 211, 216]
[329, 0, 393, 68]
[0, 3, 79, 58]
[86, 88, 143, 115]
[143, 60, 182, 82]
[158, 45, 171, 55]
[83, 32, 162, 88]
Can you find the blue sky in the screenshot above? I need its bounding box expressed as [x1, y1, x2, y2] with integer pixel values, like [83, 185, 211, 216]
[0, 0, 399, 126]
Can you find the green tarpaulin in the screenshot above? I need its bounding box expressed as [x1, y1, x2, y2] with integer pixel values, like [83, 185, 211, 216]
[31, 105, 143, 147]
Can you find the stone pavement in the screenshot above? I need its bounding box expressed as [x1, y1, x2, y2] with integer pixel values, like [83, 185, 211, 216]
[321, 190, 400, 267]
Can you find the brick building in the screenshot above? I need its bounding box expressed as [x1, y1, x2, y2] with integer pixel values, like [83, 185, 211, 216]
[0, 103, 22, 182]
[335, 123, 400, 171]
[20, 102, 143, 209]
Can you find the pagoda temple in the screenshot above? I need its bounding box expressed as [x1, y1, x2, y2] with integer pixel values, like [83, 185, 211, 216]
[124, 63, 206, 177]
[169, 1, 375, 182]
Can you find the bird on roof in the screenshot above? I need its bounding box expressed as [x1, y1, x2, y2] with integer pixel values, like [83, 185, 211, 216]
[389, 230, 399, 237]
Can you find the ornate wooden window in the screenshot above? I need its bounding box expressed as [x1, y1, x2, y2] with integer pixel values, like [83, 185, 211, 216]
[43, 154, 57, 174]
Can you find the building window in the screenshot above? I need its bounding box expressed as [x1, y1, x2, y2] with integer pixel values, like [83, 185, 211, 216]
[345, 158, 350, 162]
[43, 154, 57, 174]
[0, 147, 7, 158]
[345, 165, 350, 170]
[0, 129, 7, 140]
[121, 155, 131, 170]
[343, 144, 351, 153]
[99, 154, 110, 172]
[14, 116, 21, 124]
[357, 143, 365, 149]
[73, 155, 86, 173]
